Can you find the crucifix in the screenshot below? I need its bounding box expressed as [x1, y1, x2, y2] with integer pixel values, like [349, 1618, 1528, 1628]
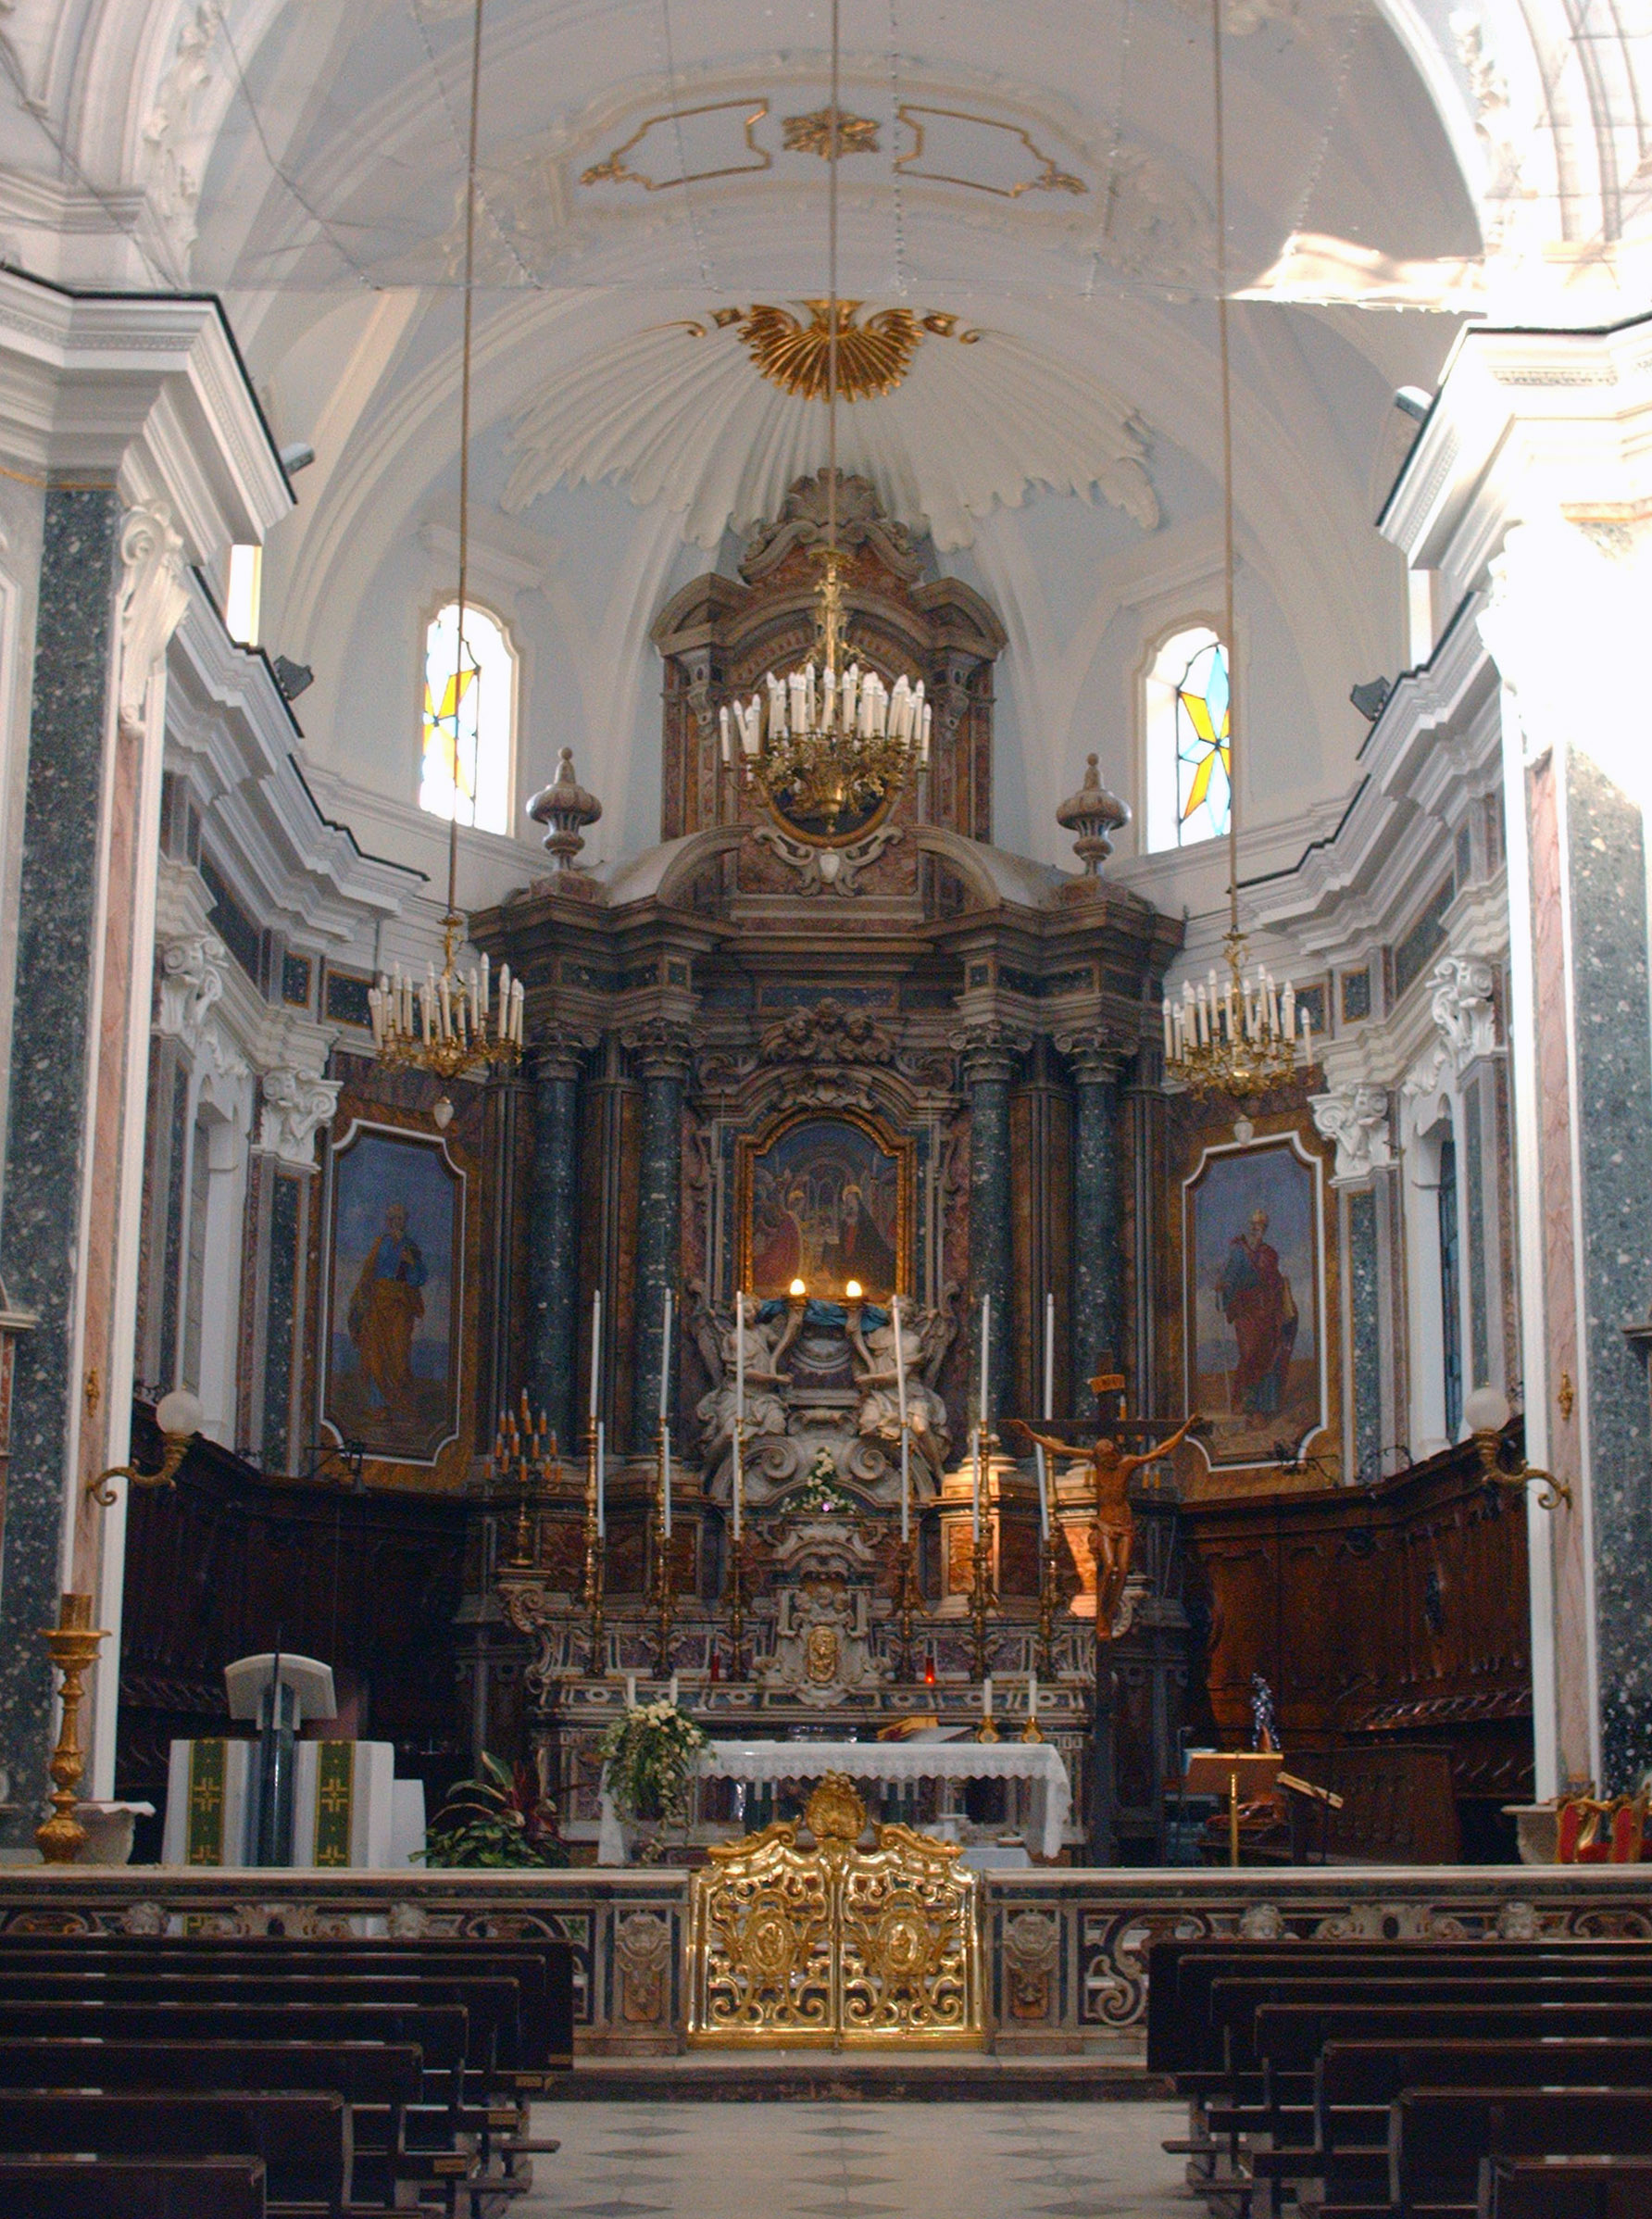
[1011, 1372, 1199, 1641]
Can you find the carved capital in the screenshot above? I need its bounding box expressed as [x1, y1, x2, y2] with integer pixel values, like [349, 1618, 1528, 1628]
[257, 1066, 341, 1170]
[156, 928, 227, 1048]
[1309, 1082, 1395, 1187]
[1054, 1026, 1127, 1085]
[1429, 954, 1498, 1074]
[950, 1020, 1032, 1084]
[118, 502, 189, 727]
[534, 1024, 599, 1084]
[621, 1018, 695, 1083]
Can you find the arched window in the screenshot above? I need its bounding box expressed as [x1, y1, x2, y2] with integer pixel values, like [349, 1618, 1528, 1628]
[419, 601, 516, 835]
[1144, 624, 1231, 853]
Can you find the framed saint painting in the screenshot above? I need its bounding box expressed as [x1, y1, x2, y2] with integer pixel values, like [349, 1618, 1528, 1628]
[737, 1111, 910, 1305]
[322, 1121, 466, 1464]
[1183, 1132, 1326, 1469]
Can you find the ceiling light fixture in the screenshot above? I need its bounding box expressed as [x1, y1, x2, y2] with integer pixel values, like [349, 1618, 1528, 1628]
[370, 0, 522, 1118]
[1163, 0, 1316, 1101]
[718, 1, 931, 847]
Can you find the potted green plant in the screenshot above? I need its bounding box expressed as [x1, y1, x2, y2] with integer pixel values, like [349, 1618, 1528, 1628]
[598, 1697, 709, 1859]
[421, 1752, 569, 1868]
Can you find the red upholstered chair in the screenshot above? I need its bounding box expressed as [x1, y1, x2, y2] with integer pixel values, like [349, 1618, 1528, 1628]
[1610, 1794, 1648, 1862]
[1557, 1796, 1612, 1862]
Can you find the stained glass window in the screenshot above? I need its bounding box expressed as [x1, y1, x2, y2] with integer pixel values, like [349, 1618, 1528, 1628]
[1144, 624, 1232, 852]
[419, 601, 515, 835]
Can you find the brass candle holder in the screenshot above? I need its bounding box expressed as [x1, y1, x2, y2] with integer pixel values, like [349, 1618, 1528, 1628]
[582, 1422, 607, 1674]
[892, 1531, 924, 1683]
[650, 1424, 677, 1678]
[36, 1593, 109, 1864]
[1035, 1525, 1061, 1680]
[968, 1526, 997, 1684]
[496, 1396, 552, 1570]
[725, 1522, 757, 1682]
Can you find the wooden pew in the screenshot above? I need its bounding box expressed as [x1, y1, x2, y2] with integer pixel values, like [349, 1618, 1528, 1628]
[1482, 2155, 1652, 2217]
[0, 2043, 419, 2208]
[0, 2091, 346, 2218]
[1381, 2087, 1652, 2219]
[0, 2153, 267, 2216]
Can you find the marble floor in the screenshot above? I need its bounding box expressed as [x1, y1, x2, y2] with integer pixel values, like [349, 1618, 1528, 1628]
[519, 2098, 1195, 2218]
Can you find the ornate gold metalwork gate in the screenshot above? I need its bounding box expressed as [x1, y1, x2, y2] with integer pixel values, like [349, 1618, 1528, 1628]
[686, 1774, 983, 2047]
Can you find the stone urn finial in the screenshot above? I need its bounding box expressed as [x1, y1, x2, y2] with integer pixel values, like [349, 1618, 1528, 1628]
[1056, 754, 1129, 873]
[527, 748, 602, 871]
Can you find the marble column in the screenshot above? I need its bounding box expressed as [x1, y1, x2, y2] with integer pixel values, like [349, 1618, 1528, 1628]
[954, 1023, 1027, 1425]
[528, 1030, 593, 1448]
[1058, 1031, 1125, 1393]
[623, 1021, 693, 1450]
[0, 486, 120, 1833]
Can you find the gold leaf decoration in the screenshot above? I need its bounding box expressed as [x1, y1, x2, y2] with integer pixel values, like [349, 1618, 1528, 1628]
[782, 106, 882, 157]
[736, 300, 924, 402]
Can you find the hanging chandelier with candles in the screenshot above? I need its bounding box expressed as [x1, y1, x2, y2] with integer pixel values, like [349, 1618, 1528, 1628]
[1162, 0, 1315, 1104]
[369, 0, 521, 1118]
[716, 26, 930, 848]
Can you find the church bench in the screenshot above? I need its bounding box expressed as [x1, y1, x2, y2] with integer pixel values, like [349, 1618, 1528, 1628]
[0, 2152, 267, 2216]
[0, 2091, 348, 2217]
[1386, 2087, 1652, 2218]
[0, 1935, 575, 2078]
[0, 2040, 421, 2200]
[1214, 1973, 1652, 2075]
[1150, 1941, 1652, 2077]
[1481, 2155, 1652, 2216]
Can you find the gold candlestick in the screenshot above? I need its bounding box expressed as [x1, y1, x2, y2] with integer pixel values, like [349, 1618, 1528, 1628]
[582, 1423, 607, 1674]
[726, 1521, 756, 1683]
[36, 1594, 108, 1864]
[650, 1425, 676, 1678]
[892, 1532, 924, 1683]
[969, 1527, 996, 1683]
[1036, 1525, 1060, 1680]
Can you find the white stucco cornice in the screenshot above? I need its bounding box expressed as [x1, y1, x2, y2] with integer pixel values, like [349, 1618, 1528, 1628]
[0, 267, 289, 560]
[1380, 312, 1652, 584]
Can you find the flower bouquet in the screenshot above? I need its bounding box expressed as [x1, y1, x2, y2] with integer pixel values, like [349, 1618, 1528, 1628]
[598, 1697, 709, 1853]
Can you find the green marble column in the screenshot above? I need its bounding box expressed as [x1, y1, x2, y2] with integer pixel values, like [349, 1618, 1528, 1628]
[1058, 1030, 1125, 1393]
[624, 1021, 693, 1452]
[955, 1023, 1028, 1425]
[528, 1029, 593, 1449]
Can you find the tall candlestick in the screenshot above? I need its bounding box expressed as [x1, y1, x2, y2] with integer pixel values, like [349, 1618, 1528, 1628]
[1037, 1289, 1055, 1537]
[893, 1295, 910, 1544]
[732, 1291, 745, 1544]
[595, 1419, 606, 1537]
[980, 1292, 992, 1437]
[982, 1674, 994, 1719]
[662, 1424, 672, 1538]
[589, 1288, 603, 1423]
[659, 1289, 672, 1422]
[1028, 1670, 1038, 1721]
[971, 1425, 982, 1541]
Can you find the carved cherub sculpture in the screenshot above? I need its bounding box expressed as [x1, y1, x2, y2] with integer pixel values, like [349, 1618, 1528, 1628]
[856, 1299, 953, 1481]
[1012, 1382, 1198, 1638]
[694, 1293, 787, 1461]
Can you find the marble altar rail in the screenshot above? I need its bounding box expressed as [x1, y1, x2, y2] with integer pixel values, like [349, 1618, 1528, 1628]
[0, 1865, 1646, 2053]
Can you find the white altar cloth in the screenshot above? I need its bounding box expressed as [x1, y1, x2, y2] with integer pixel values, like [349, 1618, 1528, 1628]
[698, 1739, 1070, 1859]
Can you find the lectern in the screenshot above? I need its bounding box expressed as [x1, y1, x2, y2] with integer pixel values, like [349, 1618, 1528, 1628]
[225, 1653, 335, 1868]
[1185, 1749, 1283, 1868]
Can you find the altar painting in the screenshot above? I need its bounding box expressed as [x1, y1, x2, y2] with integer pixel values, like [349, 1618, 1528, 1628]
[741, 1114, 907, 1304]
[1183, 1133, 1325, 1469]
[324, 1122, 464, 1463]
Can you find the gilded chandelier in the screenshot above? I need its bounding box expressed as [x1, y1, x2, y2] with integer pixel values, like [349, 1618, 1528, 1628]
[719, 553, 931, 841]
[1162, 0, 1317, 1104]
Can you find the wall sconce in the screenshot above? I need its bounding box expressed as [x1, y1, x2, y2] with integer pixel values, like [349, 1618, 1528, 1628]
[1463, 1385, 1572, 1512]
[86, 1388, 203, 1508]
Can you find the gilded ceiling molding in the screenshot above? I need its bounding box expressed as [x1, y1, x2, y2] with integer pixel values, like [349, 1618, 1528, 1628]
[782, 106, 881, 157]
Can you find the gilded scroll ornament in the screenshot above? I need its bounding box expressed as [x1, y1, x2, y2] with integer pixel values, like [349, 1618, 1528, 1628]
[687, 1772, 982, 2046]
[782, 106, 881, 157]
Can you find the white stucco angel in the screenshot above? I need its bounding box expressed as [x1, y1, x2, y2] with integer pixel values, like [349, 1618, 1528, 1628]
[695, 1292, 788, 1460]
[856, 1298, 953, 1482]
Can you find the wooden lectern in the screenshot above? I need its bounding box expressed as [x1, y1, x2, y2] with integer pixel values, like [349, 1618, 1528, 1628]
[1185, 1749, 1284, 1868]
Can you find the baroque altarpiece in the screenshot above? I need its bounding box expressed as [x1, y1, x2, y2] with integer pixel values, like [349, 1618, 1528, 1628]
[465, 474, 1189, 1859]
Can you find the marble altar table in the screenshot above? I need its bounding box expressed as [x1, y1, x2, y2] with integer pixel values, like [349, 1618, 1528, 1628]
[700, 1738, 1070, 1858]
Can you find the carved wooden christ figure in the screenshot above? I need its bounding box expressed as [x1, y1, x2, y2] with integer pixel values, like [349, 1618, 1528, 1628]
[1013, 1381, 1198, 1637]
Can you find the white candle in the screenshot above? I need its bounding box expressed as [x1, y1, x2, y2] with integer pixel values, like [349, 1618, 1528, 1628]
[1038, 1288, 1053, 1537]
[893, 1296, 910, 1544]
[971, 1425, 982, 1541]
[1029, 1671, 1038, 1722]
[1162, 1002, 1172, 1060]
[732, 1292, 745, 1544]
[662, 1423, 672, 1538]
[982, 1674, 994, 1718]
[980, 1292, 992, 1437]
[670, 1672, 679, 1707]
[589, 1288, 603, 1424]
[659, 1289, 672, 1423]
[595, 1419, 606, 1538]
[625, 1673, 636, 1710]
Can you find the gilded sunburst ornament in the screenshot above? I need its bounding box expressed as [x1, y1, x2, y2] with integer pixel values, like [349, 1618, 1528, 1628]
[782, 105, 882, 157]
[736, 301, 936, 402]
